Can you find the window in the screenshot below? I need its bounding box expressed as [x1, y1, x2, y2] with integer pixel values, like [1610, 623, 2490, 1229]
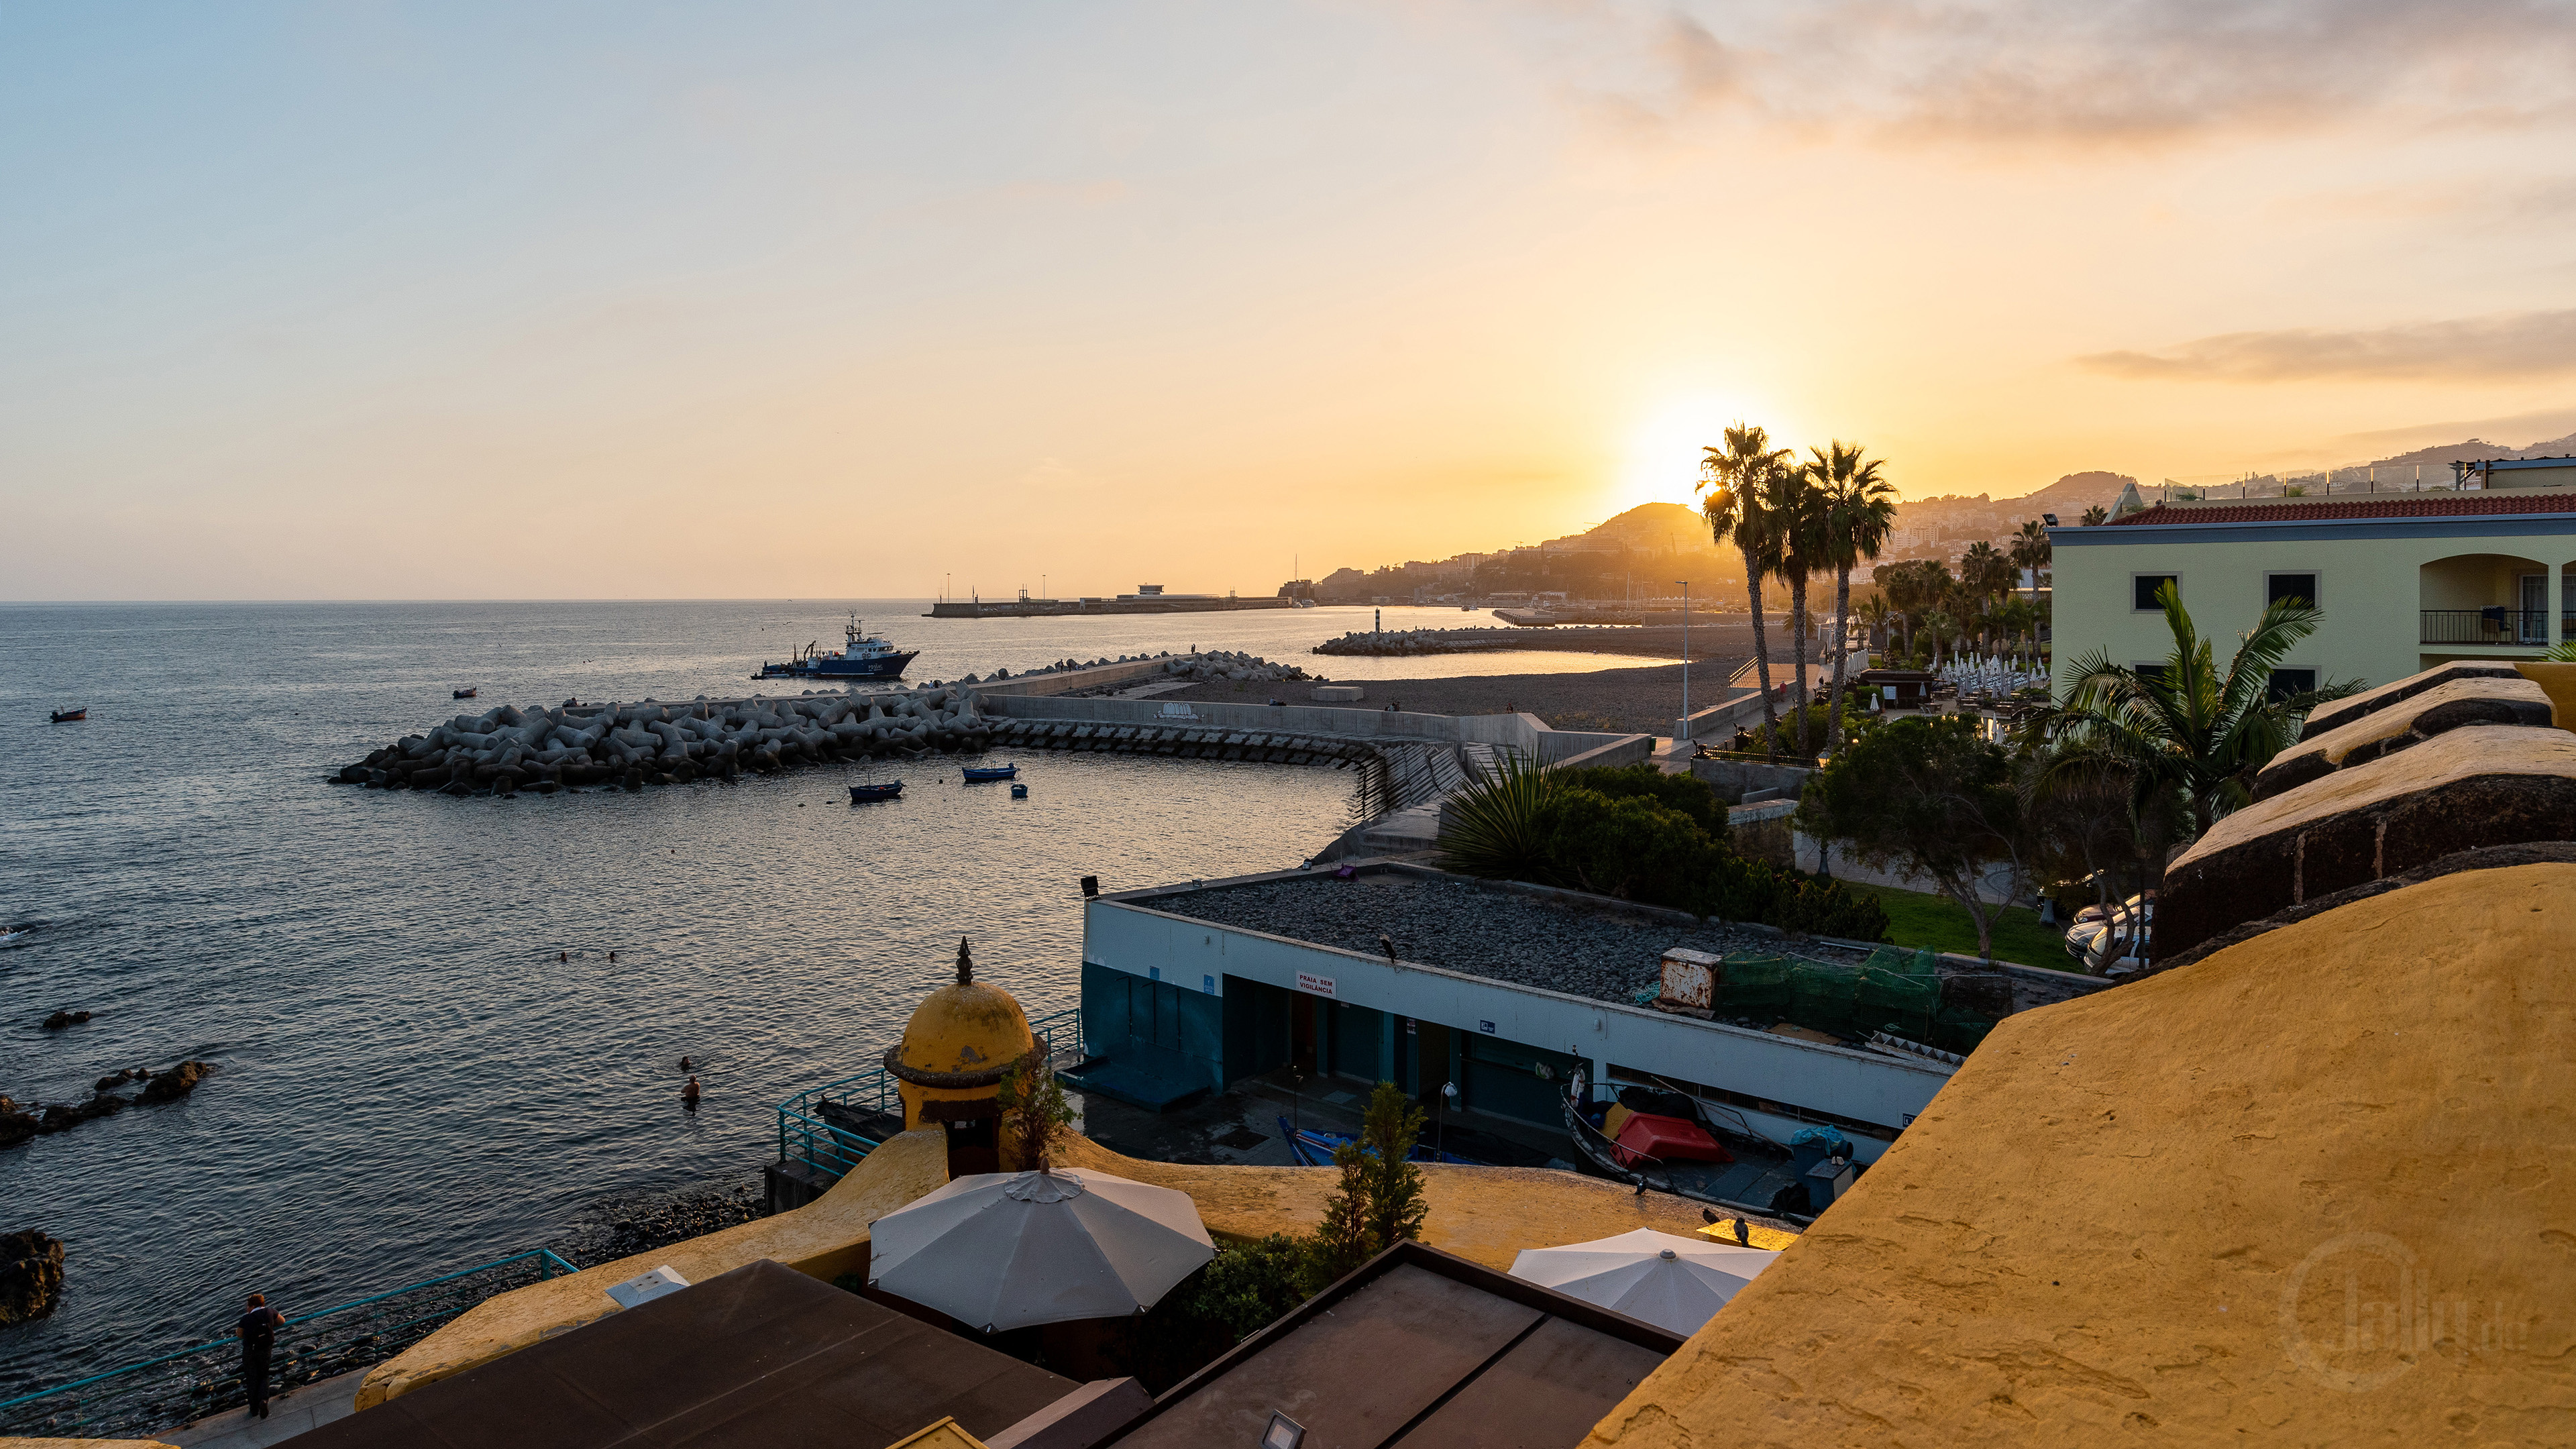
[2133, 574, 2179, 610]
[2269, 667, 2317, 701]
[2267, 573, 2318, 607]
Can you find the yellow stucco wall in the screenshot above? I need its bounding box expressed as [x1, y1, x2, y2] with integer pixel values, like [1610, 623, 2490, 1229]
[2051, 523, 2576, 694]
[353, 1118, 1756, 1415]
[1582, 863, 2576, 1448]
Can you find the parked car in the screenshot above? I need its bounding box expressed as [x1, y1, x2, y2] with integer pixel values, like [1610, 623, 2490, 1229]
[2065, 917, 2151, 974]
[2072, 893, 2155, 928]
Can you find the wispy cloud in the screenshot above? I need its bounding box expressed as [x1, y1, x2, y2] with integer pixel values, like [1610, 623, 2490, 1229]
[2077, 309, 2576, 382]
[1555, 0, 2576, 149]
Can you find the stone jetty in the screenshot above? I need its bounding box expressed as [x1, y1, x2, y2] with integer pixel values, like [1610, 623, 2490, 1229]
[335, 688, 994, 794]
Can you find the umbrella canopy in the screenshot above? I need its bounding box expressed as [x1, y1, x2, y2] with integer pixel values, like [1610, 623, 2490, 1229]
[868, 1168, 1216, 1332]
[1508, 1228, 1779, 1338]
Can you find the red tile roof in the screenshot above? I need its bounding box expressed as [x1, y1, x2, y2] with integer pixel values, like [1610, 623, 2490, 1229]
[2104, 492, 2576, 526]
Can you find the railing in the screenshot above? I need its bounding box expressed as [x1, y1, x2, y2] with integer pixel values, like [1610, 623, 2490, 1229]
[775, 1007, 1084, 1183]
[2420, 609, 2549, 646]
[0, 1248, 576, 1440]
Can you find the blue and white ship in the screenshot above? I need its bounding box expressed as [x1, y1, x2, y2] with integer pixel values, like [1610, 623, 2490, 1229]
[756, 615, 919, 681]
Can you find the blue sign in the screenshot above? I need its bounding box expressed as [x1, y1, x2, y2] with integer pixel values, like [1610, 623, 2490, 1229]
[1479, 1020, 1496, 1034]
[1203, 974, 1216, 995]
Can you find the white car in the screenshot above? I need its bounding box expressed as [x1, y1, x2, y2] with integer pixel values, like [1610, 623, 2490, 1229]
[2072, 894, 2154, 928]
[2064, 917, 2151, 974]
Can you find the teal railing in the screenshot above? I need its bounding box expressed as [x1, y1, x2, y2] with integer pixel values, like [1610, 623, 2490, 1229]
[775, 1007, 1083, 1183]
[0, 1248, 578, 1440]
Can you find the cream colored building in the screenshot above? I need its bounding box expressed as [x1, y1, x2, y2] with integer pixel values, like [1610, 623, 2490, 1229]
[2049, 458, 2576, 694]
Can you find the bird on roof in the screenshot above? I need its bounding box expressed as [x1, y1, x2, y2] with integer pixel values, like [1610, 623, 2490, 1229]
[1380, 933, 1397, 966]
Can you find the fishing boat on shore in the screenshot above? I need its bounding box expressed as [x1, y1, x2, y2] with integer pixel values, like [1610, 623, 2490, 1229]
[1562, 1079, 1847, 1224]
[49, 708, 85, 723]
[759, 615, 918, 682]
[1276, 1116, 1483, 1167]
[847, 782, 903, 803]
[961, 763, 1018, 782]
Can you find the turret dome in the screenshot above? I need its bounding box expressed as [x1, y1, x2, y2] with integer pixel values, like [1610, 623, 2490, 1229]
[885, 941, 1035, 1150]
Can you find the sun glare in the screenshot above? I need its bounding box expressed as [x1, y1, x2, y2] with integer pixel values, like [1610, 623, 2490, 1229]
[1615, 394, 1772, 515]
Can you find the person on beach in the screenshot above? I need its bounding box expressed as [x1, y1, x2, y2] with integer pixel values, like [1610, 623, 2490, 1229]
[237, 1293, 286, 1419]
[682, 1075, 701, 1106]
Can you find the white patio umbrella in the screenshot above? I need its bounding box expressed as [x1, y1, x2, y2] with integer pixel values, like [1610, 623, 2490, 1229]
[867, 1168, 1216, 1332]
[1508, 1228, 1779, 1338]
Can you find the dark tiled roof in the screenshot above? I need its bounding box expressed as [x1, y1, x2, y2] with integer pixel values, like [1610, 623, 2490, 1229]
[2106, 492, 2576, 527]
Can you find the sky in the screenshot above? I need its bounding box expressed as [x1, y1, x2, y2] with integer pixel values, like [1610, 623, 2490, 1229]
[6, 1, 2576, 600]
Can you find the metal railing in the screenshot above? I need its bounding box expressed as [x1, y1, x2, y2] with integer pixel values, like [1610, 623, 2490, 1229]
[775, 1007, 1084, 1183]
[2420, 609, 2549, 646]
[0, 1248, 577, 1440]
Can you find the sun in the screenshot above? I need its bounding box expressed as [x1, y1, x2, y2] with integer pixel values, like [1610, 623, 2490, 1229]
[1614, 394, 1778, 517]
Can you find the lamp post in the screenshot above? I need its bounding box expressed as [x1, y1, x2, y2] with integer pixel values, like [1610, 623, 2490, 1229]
[1676, 581, 1690, 741]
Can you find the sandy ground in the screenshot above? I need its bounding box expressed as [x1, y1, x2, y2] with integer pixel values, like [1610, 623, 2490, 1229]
[1165, 661, 1750, 735]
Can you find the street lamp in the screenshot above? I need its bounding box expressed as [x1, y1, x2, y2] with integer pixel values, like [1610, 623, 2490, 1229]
[1676, 581, 1690, 740]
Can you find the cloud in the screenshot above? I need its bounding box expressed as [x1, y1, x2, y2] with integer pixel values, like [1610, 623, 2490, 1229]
[2076, 309, 2576, 382]
[1556, 0, 2576, 149]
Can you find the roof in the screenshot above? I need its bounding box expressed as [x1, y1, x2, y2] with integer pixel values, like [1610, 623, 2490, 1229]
[2101, 490, 2576, 527]
[301, 1258, 1075, 1448]
[1580, 856, 2576, 1446]
[1102, 1240, 1685, 1448]
[1130, 869, 1819, 1008]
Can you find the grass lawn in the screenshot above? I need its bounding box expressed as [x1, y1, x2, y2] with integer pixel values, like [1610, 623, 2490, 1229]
[1839, 881, 2080, 971]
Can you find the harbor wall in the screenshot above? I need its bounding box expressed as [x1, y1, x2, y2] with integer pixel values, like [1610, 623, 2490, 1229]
[975, 692, 1628, 756]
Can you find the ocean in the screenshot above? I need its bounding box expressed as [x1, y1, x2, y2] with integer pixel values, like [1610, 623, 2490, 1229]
[0, 599, 1657, 1394]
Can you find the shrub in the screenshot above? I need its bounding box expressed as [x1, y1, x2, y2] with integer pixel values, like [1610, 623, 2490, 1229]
[1707, 857, 1891, 941]
[1536, 788, 1729, 910]
[1558, 762, 1728, 839]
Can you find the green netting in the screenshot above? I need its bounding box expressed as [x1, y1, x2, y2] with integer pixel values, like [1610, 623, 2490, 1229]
[1930, 1005, 1999, 1054]
[1858, 946, 1938, 979]
[1788, 962, 1860, 1032]
[1717, 953, 1792, 1014]
[1856, 965, 1941, 1036]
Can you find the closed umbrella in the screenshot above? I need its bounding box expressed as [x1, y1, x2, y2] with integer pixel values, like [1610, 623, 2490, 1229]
[1508, 1228, 1778, 1338]
[868, 1168, 1216, 1332]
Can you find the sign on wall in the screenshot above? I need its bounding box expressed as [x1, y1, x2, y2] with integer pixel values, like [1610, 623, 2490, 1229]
[1295, 971, 1337, 998]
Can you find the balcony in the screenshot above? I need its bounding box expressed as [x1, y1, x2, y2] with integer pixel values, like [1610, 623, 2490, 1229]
[2420, 608, 2551, 647]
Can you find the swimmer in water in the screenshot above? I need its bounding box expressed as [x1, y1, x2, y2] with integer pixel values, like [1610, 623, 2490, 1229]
[678, 1056, 692, 1071]
[607, 951, 617, 963]
[558, 951, 568, 963]
[682, 1075, 701, 1106]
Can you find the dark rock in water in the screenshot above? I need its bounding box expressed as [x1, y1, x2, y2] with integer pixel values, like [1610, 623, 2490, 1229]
[40, 1010, 91, 1030]
[439, 779, 472, 796]
[38, 1094, 123, 1132]
[623, 768, 644, 792]
[337, 763, 370, 784]
[0, 1228, 65, 1326]
[93, 1067, 147, 1093]
[139, 1060, 215, 1104]
[0, 1099, 36, 1150]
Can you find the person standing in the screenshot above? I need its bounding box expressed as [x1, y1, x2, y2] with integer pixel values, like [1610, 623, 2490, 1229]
[237, 1293, 286, 1419]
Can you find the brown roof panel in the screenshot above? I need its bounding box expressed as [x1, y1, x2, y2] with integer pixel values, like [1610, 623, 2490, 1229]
[1391, 1316, 1669, 1449]
[283, 1258, 1075, 1448]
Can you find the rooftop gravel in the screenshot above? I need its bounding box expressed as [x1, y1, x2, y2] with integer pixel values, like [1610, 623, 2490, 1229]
[1145, 872, 1860, 1008]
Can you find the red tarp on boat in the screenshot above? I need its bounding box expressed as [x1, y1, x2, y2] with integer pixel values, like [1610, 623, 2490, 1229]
[1613, 1112, 1733, 1169]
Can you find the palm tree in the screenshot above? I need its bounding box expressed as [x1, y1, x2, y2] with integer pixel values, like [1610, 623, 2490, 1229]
[2049, 584, 2359, 837]
[1920, 608, 1957, 669]
[2010, 520, 2051, 604]
[1809, 441, 1897, 751]
[1858, 594, 1892, 656]
[1960, 540, 2012, 617]
[2080, 504, 2108, 527]
[1758, 457, 1833, 753]
[1701, 425, 1792, 757]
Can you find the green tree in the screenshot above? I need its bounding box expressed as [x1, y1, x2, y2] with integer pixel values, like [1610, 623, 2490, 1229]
[1796, 714, 2033, 961]
[2047, 585, 2361, 837]
[1810, 441, 1897, 751]
[997, 1049, 1075, 1172]
[1557, 761, 1729, 838]
[1701, 424, 1792, 759]
[1185, 1234, 1326, 1345]
[2080, 504, 2108, 527]
[2010, 519, 2052, 605]
[1858, 594, 1892, 656]
[1314, 1082, 1432, 1278]
[1765, 456, 1833, 753]
[1960, 540, 2014, 629]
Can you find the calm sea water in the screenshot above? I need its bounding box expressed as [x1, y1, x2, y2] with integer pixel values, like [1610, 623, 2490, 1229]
[0, 600, 1656, 1393]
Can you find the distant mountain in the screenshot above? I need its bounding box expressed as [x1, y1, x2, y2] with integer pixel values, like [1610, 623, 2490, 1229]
[2362, 430, 2576, 471]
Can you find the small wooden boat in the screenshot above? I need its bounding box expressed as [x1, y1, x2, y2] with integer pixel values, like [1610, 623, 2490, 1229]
[1562, 1080, 1831, 1224]
[453, 688, 478, 700]
[1010, 782, 1028, 798]
[50, 708, 86, 723]
[847, 782, 903, 803]
[961, 764, 1018, 782]
[1276, 1116, 1483, 1167]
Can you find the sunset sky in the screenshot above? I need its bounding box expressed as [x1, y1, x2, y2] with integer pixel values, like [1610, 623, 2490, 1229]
[7, 1, 2575, 600]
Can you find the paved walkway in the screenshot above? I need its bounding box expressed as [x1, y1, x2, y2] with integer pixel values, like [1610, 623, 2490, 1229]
[164, 1367, 366, 1448]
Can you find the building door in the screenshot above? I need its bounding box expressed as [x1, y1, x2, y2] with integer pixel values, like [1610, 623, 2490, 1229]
[2521, 574, 2549, 643]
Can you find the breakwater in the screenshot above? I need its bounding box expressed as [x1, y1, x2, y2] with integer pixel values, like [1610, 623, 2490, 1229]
[1313, 623, 1765, 658]
[333, 688, 994, 794]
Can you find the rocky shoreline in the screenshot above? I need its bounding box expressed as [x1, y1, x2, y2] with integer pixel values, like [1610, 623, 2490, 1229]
[551, 1174, 769, 1270]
